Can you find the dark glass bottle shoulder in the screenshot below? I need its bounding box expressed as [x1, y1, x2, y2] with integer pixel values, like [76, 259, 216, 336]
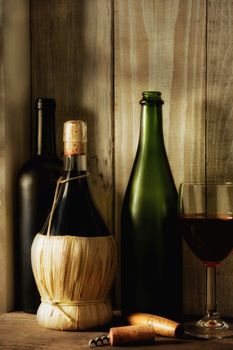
[125, 145, 177, 204]
[49, 170, 111, 237]
[17, 155, 62, 180]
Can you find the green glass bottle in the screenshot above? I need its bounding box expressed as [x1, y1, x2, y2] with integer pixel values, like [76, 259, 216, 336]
[121, 91, 182, 320]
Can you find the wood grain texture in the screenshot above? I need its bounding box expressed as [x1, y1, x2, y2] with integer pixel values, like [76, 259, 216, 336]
[207, 0, 233, 182]
[0, 0, 30, 312]
[114, 0, 206, 314]
[0, 1, 6, 312]
[206, 0, 233, 317]
[1, 312, 233, 350]
[31, 0, 113, 230]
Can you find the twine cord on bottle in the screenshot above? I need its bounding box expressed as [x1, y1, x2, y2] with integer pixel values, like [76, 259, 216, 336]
[41, 173, 89, 236]
[39, 279, 107, 323]
[42, 298, 106, 306]
[41, 297, 108, 323]
[38, 269, 108, 324]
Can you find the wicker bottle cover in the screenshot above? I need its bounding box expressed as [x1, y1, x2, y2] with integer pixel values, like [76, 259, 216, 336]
[31, 120, 118, 331]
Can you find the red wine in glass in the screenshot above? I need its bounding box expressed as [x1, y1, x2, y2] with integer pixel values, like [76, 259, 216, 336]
[180, 214, 233, 266]
[178, 182, 233, 339]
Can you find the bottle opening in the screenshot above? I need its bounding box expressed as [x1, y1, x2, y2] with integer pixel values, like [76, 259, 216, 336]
[143, 91, 161, 98]
[140, 91, 163, 104]
[35, 98, 56, 110]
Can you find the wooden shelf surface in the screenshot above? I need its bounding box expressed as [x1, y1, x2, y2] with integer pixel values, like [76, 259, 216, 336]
[1, 312, 233, 349]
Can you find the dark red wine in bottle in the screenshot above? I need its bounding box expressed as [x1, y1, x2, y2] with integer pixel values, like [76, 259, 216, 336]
[16, 98, 62, 313]
[180, 214, 233, 266]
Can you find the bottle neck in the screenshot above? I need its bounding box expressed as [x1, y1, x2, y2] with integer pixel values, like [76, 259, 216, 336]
[35, 108, 57, 157]
[63, 154, 87, 174]
[138, 102, 165, 152]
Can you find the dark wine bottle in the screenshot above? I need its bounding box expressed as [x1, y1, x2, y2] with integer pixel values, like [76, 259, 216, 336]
[121, 91, 182, 320]
[16, 98, 62, 313]
[49, 120, 110, 237]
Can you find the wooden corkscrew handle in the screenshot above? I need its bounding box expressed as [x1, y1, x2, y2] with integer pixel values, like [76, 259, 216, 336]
[127, 313, 184, 337]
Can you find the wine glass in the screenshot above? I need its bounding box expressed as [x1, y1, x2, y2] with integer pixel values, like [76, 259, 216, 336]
[178, 182, 233, 339]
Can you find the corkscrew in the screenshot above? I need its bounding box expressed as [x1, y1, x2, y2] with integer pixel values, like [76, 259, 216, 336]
[89, 335, 110, 347]
[89, 325, 155, 347]
[88, 313, 183, 347]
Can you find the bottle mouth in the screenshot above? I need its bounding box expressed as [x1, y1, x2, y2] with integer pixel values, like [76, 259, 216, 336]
[35, 98, 56, 110]
[143, 91, 161, 97]
[140, 91, 163, 104]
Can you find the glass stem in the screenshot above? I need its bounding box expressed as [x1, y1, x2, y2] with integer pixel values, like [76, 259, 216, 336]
[205, 265, 219, 318]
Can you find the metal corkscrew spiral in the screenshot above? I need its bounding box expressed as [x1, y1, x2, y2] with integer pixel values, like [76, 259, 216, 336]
[89, 335, 110, 347]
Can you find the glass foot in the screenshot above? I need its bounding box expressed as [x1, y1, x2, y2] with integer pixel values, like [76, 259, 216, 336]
[184, 317, 233, 339]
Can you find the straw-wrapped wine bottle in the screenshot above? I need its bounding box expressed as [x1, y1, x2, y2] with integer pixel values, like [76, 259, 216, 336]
[31, 120, 118, 331]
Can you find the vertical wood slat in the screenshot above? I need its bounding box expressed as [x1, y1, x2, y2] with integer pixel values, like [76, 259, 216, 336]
[0, 0, 30, 312]
[114, 0, 206, 315]
[0, 0, 7, 313]
[207, 0, 233, 316]
[31, 0, 113, 230]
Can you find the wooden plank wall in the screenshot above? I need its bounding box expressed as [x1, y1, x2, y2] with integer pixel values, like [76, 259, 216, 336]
[31, 0, 113, 231]
[30, 0, 233, 317]
[207, 0, 233, 316]
[0, 0, 30, 312]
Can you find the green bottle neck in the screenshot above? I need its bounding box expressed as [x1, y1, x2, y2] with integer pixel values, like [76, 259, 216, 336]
[138, 103, 165, 153]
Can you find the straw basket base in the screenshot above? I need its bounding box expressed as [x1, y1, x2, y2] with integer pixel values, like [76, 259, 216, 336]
[37, 299, 113, 331]
[31, 233, 118, 331]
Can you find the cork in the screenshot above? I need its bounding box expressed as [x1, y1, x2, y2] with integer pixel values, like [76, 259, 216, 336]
[127, 313, 183, 338]
[109, 325, 155, 346]
[63, 120, 87, 155]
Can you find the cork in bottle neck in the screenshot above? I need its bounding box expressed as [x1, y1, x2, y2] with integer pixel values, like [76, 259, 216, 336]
[63, 120, 87, 155]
